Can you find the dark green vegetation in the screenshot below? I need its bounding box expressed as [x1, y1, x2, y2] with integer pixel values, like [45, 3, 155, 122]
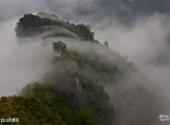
[0, 81, 113, 125]
[0, 13, 136, 125]
[16, 13, 95, 41]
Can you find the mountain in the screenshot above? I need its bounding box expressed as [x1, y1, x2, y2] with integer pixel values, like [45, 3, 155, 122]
[0, 13, 161, 125]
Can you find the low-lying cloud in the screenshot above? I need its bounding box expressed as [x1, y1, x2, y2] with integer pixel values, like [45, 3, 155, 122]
[94, 13, 170, 125]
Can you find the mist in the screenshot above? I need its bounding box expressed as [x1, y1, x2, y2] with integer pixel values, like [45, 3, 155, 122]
[0, 18, 53, 96]
[94, 14, 170, 125]
[94, 13, 170, 92]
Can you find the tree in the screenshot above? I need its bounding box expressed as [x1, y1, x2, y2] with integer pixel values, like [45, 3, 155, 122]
[18, 14, 44, 28]
[52, 41, 67, 57]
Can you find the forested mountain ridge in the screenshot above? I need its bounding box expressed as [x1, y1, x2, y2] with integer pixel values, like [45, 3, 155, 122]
[16, 13, 96, 42]
[0, 13, 137, 125]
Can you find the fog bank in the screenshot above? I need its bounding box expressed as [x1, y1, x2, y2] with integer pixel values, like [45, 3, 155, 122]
[0, 18, 53, 96]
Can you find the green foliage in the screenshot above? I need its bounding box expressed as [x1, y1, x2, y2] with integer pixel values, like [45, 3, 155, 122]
[19, 14, 44, 28]
[42, 18, 63, 26]
[68, 24, 95, 40]
[52, 41, 67, 54]
[16, 13, 95, 41]
[0, 78, 113, 125]
[16, 14, 44, 36]
[17, 14, 63, 28]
